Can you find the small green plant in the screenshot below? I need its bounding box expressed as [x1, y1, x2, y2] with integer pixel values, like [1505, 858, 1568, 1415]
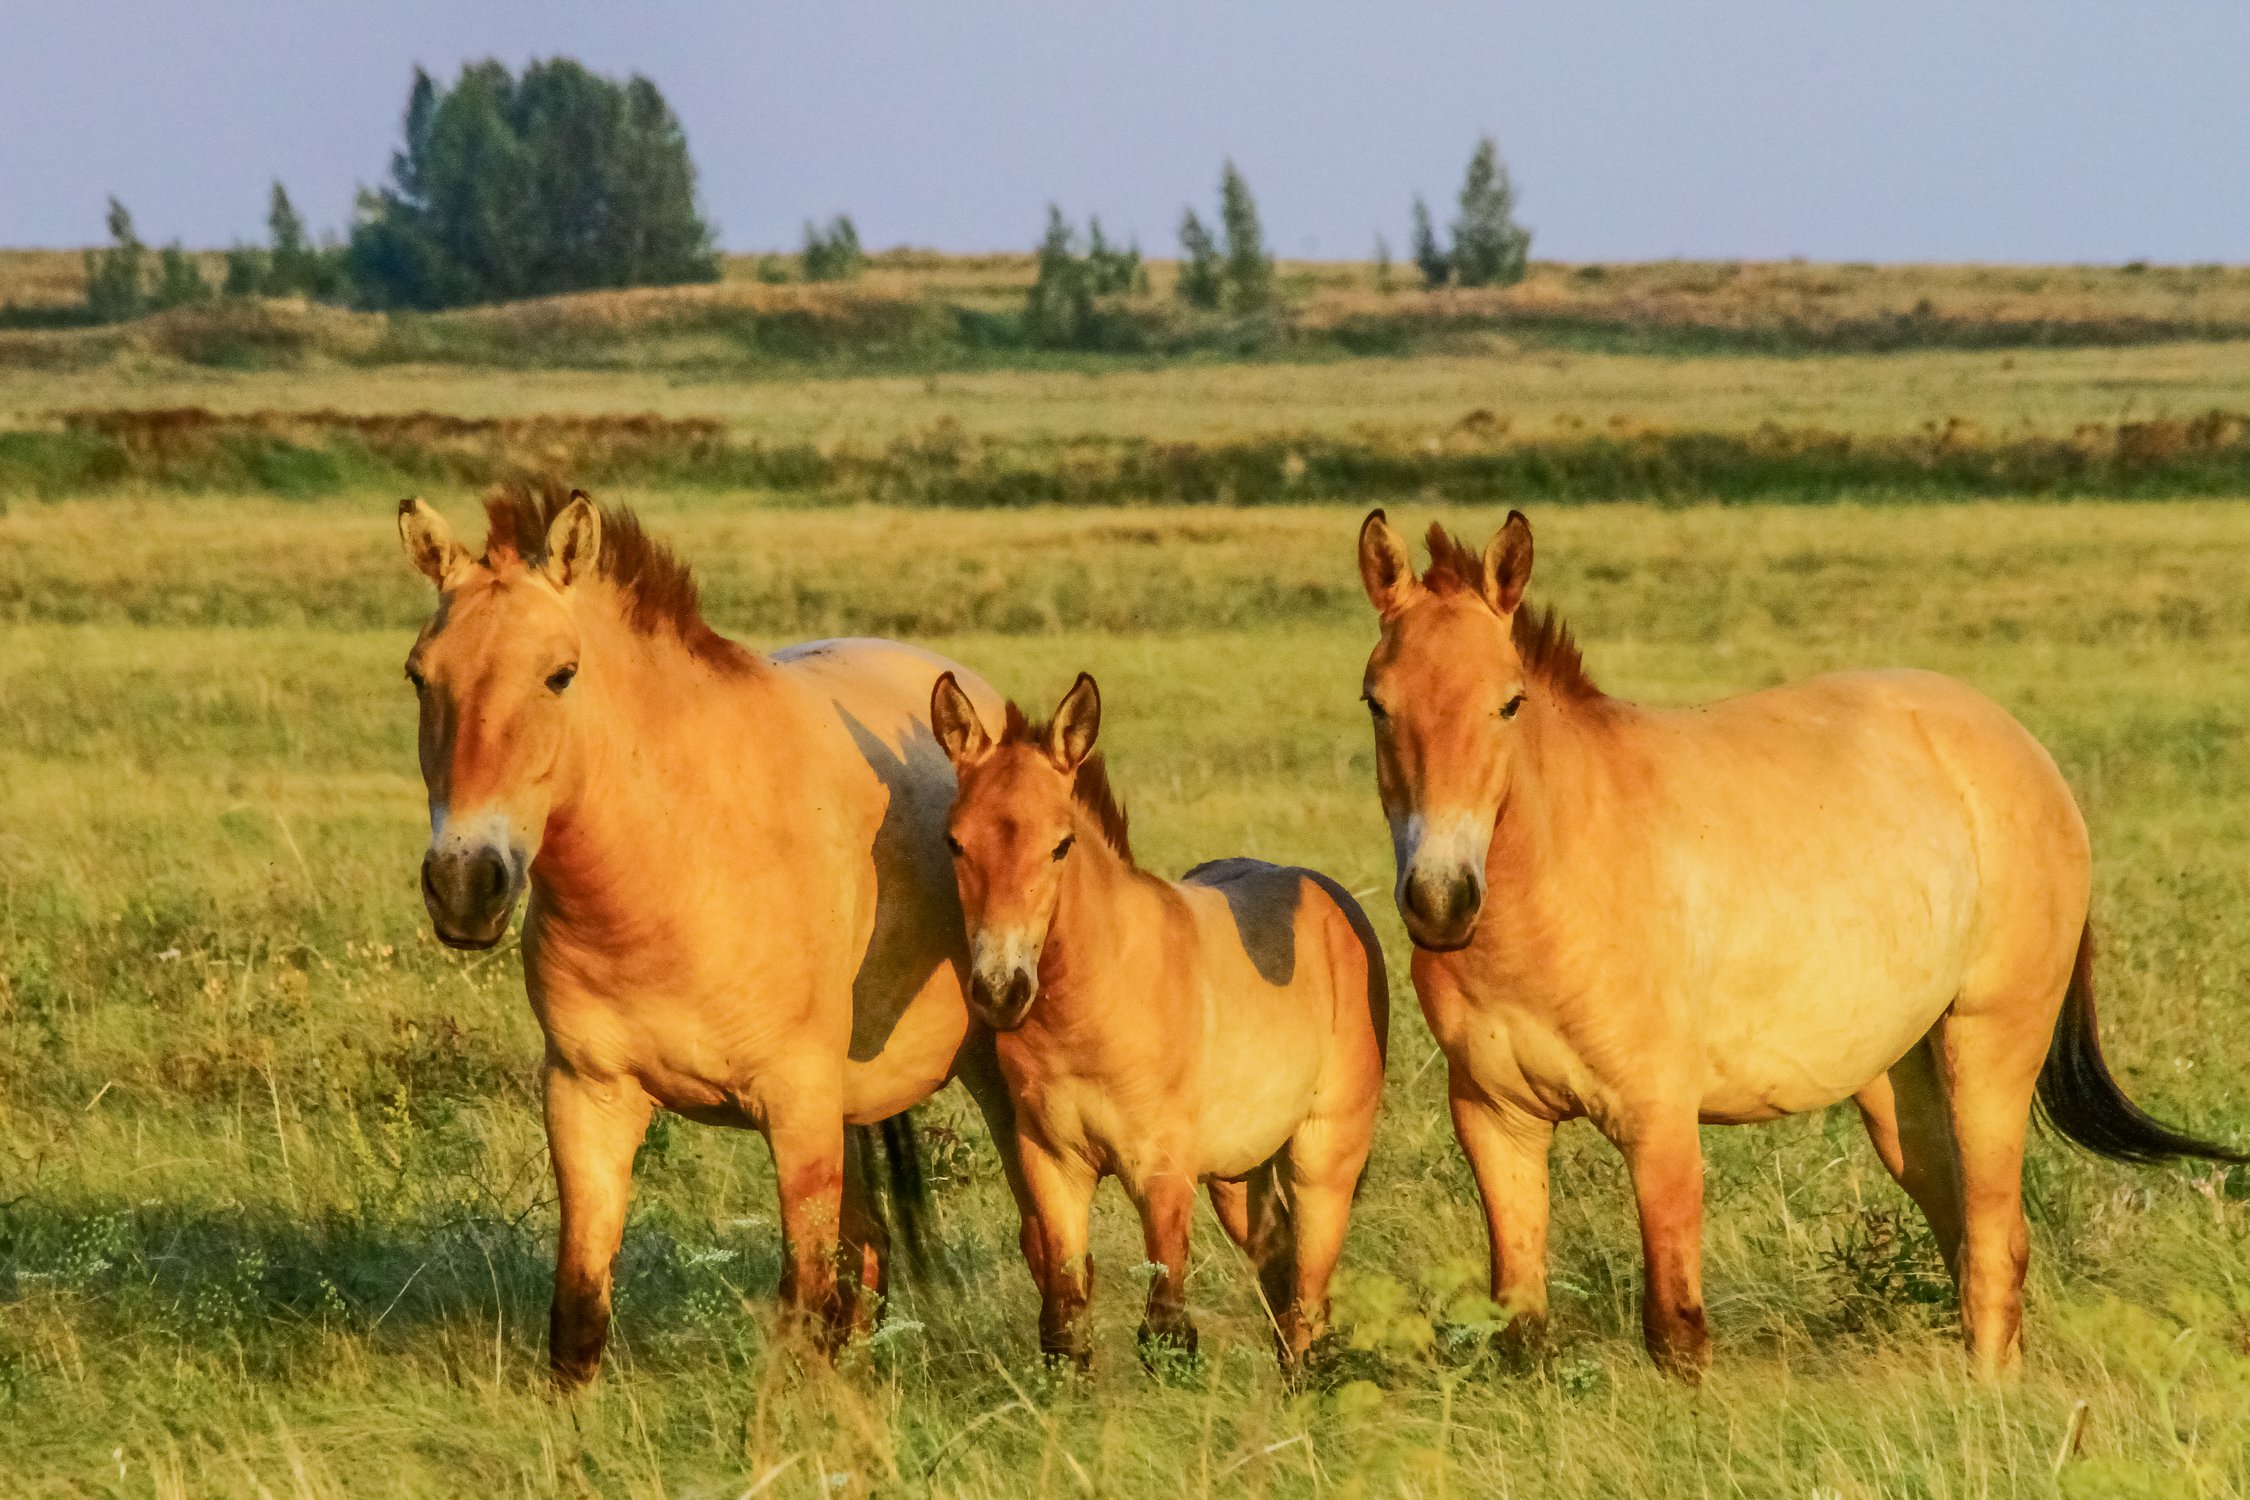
[801, 215, 865, 282]
[83, 198, 146, 322]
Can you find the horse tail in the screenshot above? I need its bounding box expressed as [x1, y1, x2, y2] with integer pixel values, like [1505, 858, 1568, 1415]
[2035, 921, 2244, 1165]
[848, 1112, 934, 1280]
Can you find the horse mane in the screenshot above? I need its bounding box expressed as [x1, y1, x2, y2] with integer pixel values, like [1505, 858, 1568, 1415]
[1422, 523, 1600, 702]
[479, 478, 743, 666]
[997, 702, 1134, 864]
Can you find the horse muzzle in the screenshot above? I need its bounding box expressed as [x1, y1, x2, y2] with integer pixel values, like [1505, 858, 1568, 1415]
[421, 839, 526, 950]
[1399, 866, 1485, 952]
[967, 931, 1041, 1030]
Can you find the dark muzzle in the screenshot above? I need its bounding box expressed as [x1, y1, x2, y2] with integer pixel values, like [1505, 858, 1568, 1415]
[421, 843, 524, 950]
[970, 967, 1037, 1031]
[1401, 867, 1484, 952]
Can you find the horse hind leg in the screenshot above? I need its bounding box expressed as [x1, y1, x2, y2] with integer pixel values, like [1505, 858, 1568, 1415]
[1853, 1034, 1967, 1279]
[1939, 1004, 2049, 1378]
[839, 1126, 892, 1338]
[1241, 1154, 1301, 1362]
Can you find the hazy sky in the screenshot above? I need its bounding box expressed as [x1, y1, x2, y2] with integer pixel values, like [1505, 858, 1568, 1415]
[4, 2, 2245, 263]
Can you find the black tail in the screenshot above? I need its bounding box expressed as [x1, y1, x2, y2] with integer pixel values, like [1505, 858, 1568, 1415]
[848, 1113, 933, 1280]
[2036, 923, 2244, 1165]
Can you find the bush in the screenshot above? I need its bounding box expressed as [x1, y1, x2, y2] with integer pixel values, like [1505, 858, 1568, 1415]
[1410, 197, 1448, 289]
[153, 245, 211, 309]
[801, 216, 864, 282]
[1176, 210, 1223, 310]
[1217, 161, 1273, 313]
[222, 185, 348, 301]
[346, 58, 720, 309]
[1026, 206, 1145, 349]
[1450, 137, 1530, 288]
[83, 199, 146, 323]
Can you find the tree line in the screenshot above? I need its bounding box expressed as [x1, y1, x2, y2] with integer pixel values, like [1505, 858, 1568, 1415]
[78, 56, 1531, 333]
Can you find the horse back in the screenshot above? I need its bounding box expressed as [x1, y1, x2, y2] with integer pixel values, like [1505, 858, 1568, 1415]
[1181, 858, 1389, 1058]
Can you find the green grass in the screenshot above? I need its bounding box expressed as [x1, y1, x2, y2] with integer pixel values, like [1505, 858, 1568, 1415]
[1, 495, 2246, 1495]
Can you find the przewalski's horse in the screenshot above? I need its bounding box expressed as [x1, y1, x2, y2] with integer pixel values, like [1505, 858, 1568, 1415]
[929, 672, 1389, 1370]
[1355, 508, 2241, 1380]
[396, 481, 1029, 1387]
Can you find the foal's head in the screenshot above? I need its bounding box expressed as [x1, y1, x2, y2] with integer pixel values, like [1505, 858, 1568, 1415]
[1358, 509, 1587, 951]
[930, 672, 1105, 1030]
[395, 491, 604, 948]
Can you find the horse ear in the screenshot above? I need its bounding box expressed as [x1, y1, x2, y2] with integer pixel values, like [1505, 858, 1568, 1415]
[1483, 510, 1534, 615]
[545, 492, 602, 589]
[1358, 509, 1419, 616]
[931, 672, 991, 765]
[1048, 673, 1101, 771]
[398, 497, 469, 587]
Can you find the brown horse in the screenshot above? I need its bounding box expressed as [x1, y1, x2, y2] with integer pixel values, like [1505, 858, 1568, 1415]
[1355, 508, 2240, 1379]
[929, 671, 1389, 1369]
[396, 481, 1030, 1386]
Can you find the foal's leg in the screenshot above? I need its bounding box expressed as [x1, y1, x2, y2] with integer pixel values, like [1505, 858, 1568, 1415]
[1448, 1079, 1555, 1354]
[839, 1127, 892, 1338]
[1130, 1168, 1200, 1361]
[1205, 1178, 1253, 1251]
[1242, 1158, 1299, 1358]
[1019, 1138, 1100, 1367]
[1279, 1130, 1368, 1368]
[544, 1064, 655, 1389]
[1620, 1112, 1710, 1379]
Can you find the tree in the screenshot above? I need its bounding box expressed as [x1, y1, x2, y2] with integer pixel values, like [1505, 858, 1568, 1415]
[1025, 205, 1094, 347]
[1084, 217, 1144, 296]
[347, 59, 720, 309]
[265, 183, 320, 295]
[1450, 136, 1531, 288]
[1410, 197, 1449, 289]
[1217, 161, 1273, 313]
[1175, 209, 1222, 310]
[153, 244, 211, 309]
[84, 198, 146, 322]
[801, 215, 864, 281]
[1373, 233, 1395, 294]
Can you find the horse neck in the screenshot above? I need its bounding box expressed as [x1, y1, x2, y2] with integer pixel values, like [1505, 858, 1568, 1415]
[1033, 811, 1151, 1031]
[532, 605, 773, 929]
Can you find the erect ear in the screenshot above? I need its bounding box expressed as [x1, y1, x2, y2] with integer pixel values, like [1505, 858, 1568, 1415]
[1047, 672, 1101, 771]
[544, 491, 602, 589]
[1482, 510, 1534, 615]
[1357, 509, 1419, 616]
[397, 496, 469, 587]
[930, 671, 991, 766]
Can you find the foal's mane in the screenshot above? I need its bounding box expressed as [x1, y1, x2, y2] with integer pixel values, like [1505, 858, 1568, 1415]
[1421, 524, 1600, 702]
[997, 703, 1134, 864]
[480, 478, 743, 666]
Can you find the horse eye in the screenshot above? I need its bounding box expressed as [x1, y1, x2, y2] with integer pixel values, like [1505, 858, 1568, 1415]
[1501, 693, 1526, 720]
[1053, 835, 1075, 861]
[405, 666, 426, 692]
[546, 664, 578, 694]
[1364, 695, 1389, 723]
[944, 833, 964, 857]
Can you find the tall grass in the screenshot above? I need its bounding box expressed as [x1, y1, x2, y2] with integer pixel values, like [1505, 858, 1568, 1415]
[1, 497, 2246, 1494]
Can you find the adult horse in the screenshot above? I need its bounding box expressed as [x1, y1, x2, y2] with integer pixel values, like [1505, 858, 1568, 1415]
[396, 481, 1025, 1387]
[1354, 508, 2240, 1379]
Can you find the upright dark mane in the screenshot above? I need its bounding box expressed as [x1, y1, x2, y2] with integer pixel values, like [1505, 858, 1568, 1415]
[480, 478, 742, 665]
[998, 703, 1134, 864]
[1422, 524, 1601, 702]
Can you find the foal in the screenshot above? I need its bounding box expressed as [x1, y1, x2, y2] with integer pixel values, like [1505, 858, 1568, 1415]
[931, 672, 1389, 1369]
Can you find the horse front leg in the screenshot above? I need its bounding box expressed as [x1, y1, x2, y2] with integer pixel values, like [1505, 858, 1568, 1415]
[1620, 1111, 1710, 1380]
[1129, 1169, 1199, 1366]
[767, 1094, 850, 1354]
[1448, 1082, 1555, 1358]
[545, 1063, 655, 1389]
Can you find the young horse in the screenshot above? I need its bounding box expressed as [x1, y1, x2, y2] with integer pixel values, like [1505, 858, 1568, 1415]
[396, 481, 1032, 1387]
[929, 672, 1389, 1369]
[1355, 509, 2241, 1380]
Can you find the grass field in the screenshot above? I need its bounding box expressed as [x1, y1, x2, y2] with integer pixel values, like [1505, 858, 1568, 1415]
[3, 476, 2248, 1495]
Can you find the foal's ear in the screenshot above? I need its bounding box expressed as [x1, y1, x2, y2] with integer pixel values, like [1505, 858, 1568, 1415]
[931, 672, 991, 765]
[1047, 672, 1101, 771]
[1482, 510, 1534, 615]
[544, 492, 602, 589]
[398, 497, 469, 587]
[1357, 509, 1419, 616]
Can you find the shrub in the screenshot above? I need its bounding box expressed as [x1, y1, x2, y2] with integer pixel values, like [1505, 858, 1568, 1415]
[1450, 136, 1530, 288]
[346, 58, 720, 309]
[83, 199, 146, 323]
[222, 185, 347, 301]
[153, 245, 212, 309]
[801, 216, 864, 282]
[1217, 160, 1273, 313]
[1176, 210, 1223, 310]
[1410, 197, 1449, 289]
[1025, 206, 1144, 349]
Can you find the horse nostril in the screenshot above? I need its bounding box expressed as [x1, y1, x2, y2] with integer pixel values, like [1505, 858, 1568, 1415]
[1003, 971, 1033, 1017]
[473, 849, 509, 905]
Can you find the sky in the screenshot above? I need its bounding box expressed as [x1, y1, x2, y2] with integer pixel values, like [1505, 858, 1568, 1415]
[3, 2, 2246, 264]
